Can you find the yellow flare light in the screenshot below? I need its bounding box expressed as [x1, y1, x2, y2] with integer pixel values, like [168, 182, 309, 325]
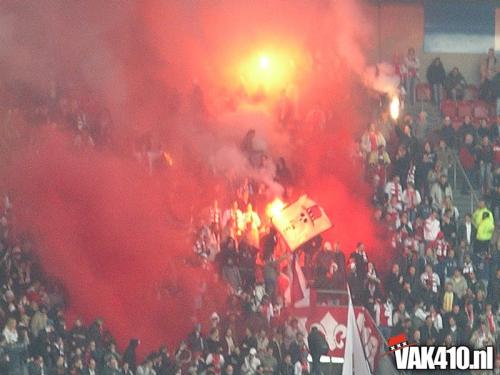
[390, 96, 400, 121]
[237, 48, 298, 95]
[266, 198, 286, 219]
[259, 55, 270, 70]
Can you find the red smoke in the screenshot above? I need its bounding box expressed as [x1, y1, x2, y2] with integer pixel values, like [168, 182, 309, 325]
[0, 0, 391, 355]
[6, 130, 226, 354]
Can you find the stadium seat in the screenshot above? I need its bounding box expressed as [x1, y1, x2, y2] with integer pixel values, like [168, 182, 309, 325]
[440, 100, 457, 118]
[457, 101, 473, 118]
[473, 101, 489, 119]
[452, 119, 462, 131]
[464, 85, 478, 101]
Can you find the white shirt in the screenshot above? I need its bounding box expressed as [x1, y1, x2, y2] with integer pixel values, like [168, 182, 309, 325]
[294, 360, 310, 375]
[465, 222, 472, 244]
[242, 356, 261, 375]
[424, 217, 440, 241]
[2, 327, 18, 344]
[385, 181, 403, 202]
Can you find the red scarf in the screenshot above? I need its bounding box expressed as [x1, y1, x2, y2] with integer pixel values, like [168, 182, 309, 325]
[487, 312, 496, 334]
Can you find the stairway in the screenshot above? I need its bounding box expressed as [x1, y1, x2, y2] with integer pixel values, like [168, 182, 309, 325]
[453, 189, 478, 216]
[404, 101, 480, 215]
[404, 101, 442, 140]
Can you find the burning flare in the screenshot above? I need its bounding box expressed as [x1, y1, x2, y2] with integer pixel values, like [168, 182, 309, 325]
[390, 96, 400, 121]
[266, 198, 286, 219]
[259, 55, 270, 70]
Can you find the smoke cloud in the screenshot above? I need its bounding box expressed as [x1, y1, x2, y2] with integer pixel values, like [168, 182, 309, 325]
[1, 0, 392, 353]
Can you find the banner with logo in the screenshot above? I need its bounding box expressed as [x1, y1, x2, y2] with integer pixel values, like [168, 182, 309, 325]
[291, 306, 382, 372]
[272, 195, 332, 251]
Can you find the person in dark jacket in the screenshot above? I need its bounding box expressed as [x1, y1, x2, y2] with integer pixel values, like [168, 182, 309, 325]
[123, 338, 139, 372]
[439, 118, 457, 150]
[187, 324, 204, 354]
[445, 67, 467, 101]
[307, 327, 328, 375]
[427, 57, 446, 107]
[278, 354, 294, 375]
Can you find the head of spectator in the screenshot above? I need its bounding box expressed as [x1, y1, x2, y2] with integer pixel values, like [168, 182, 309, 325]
[224, 364, 234, 375]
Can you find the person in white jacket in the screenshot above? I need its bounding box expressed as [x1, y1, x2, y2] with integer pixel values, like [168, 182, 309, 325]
[402, 182, 422, 221]
[430, 175, 453, 211]
[424, 211, 441, 242]
[2, 318, 18, 344]
[241, 348, 261, 375]
[361, 122, 386, 156]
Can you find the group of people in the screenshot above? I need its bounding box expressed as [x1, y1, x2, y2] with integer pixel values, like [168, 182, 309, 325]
[354, 72, 500, 373]
[396, 47, 500, 108]
[0, 45, 499, 375]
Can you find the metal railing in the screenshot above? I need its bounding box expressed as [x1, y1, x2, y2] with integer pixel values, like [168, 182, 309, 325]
[450, 150, 480, 214]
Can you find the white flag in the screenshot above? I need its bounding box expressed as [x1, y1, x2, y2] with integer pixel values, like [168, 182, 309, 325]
[343, 287, 372, 375]
[271, 195, 332, 251]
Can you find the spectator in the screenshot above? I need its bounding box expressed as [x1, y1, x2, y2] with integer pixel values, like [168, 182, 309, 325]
[241, 348, 260, 375]
[444, 316, 464, 345]
[243, 204, 261, 249]
[361, 122, 386, 156]
[420, 264, 440, 306]
[477, 136, 494, 195]
[420, 315, 438, 345]
[307, 326, 328, 375]
[122, 338, 139, 372]
[444, 67, 466, 101]
[459, 134, 477, 191]
[470, 321, 494, 349]
[278, 354, 294, 375]
[404, 48, 420, 105]
[479, 48, 498, 102]
[430, 174, 453, 211]
[29, 356, 48, 375]
[424, 211, 440, 242]
[441, 282, 458, 314]
[426, 57, 446, 107]
[487, 268, 500, 310]
[136, 359, 156, 375]
[393, 145, 411, 188]
[435, 139, 454, 176]
[368, 145, 391, 187]
[450, 269, 467, 300]
[259, 346, 277, 375]
[349, 242, 368, 276]
[475, 211, 494, 254]
[206, 347, 225, 375]
[222, 257, 242, 293]
[439, 117, 457, 150]
[458, 213, 476, 253]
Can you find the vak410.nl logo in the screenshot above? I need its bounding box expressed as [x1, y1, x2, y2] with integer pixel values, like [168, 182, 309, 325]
[387, 334, 494, 371]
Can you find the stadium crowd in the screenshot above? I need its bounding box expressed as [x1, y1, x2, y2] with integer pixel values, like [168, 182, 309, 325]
[0, 46, 499, 375]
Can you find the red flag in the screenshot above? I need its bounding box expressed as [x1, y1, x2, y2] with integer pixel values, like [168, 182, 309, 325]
[291, 256, 310, 307]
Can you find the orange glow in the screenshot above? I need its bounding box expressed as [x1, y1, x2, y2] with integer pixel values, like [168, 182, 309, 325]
[236, 47, 299, 96]
[266, 198, 286, 219]
[163, 152, 174, 166]
[390, 96, 400, 121]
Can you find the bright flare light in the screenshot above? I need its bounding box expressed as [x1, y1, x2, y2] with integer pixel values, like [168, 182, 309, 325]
[259, 55, 270, 70]
[390, 96, 400, 121]
[266, 198, 286, 219]
[237, 47, 299, 95]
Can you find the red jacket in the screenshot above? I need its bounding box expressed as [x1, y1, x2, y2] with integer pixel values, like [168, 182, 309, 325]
[459, 146, 476, 170]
